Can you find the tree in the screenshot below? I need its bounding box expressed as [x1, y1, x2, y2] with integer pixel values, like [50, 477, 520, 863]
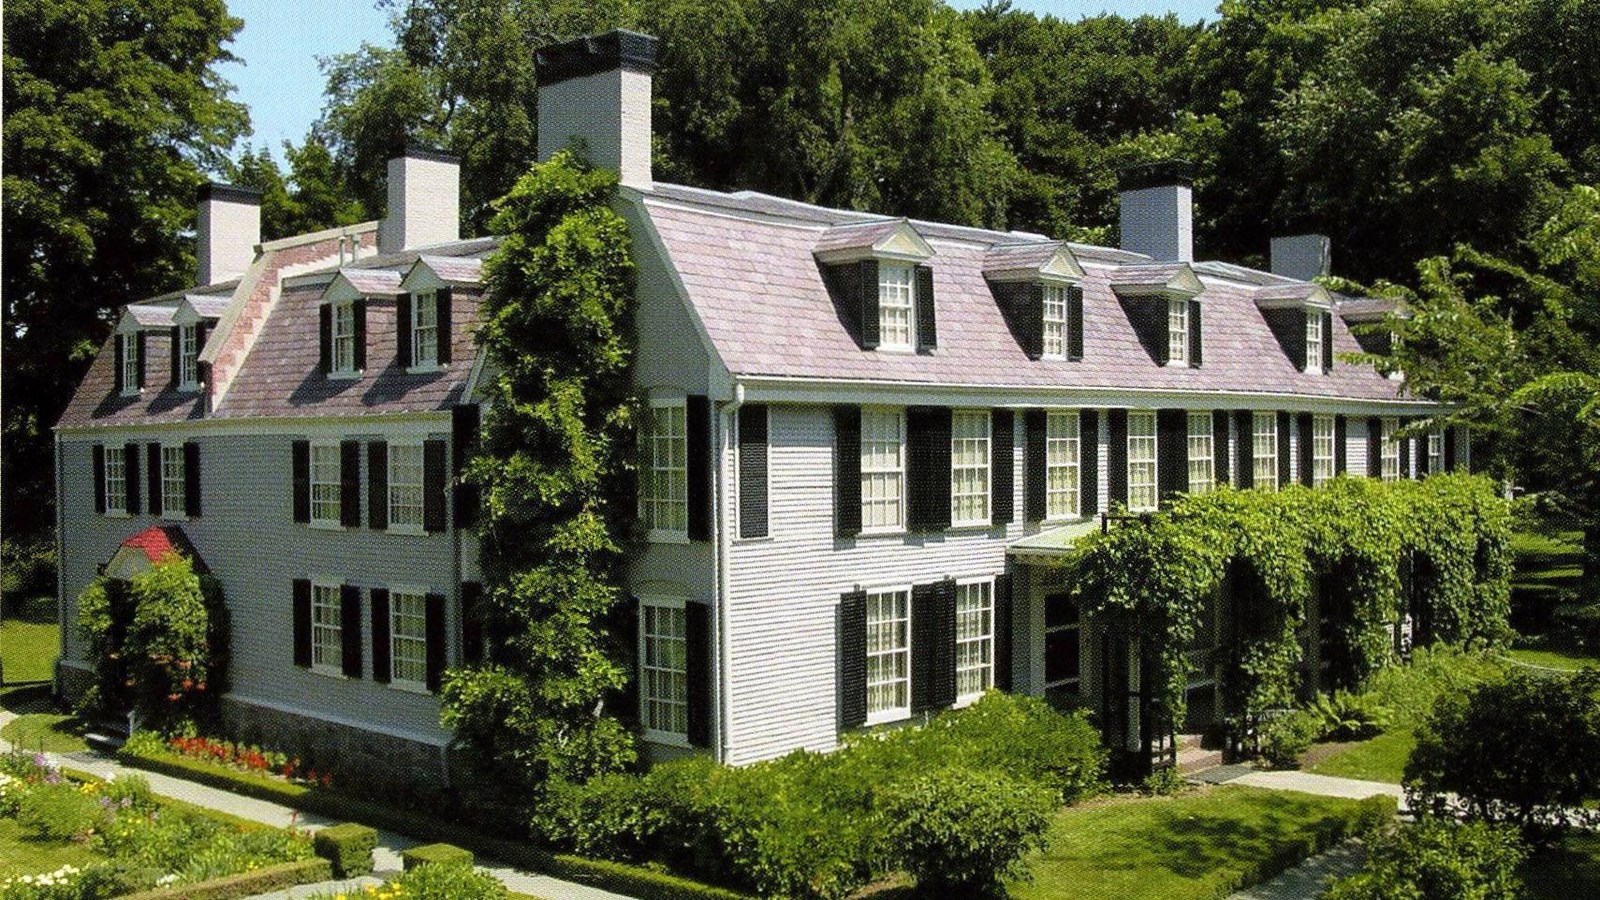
[231, 137, 368, 241]
[3, 0, 248, 546]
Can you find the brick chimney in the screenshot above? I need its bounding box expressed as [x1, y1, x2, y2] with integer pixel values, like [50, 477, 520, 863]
[535, 29, 658, 190]
[1118, 161, 1195, 263]
[379, 147, 461, 254]
[197, 183, 262, 285]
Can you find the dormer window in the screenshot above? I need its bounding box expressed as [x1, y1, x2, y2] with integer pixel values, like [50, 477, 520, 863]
[178, 324, 199, 389]
[412, 291, 439, 368]
[1304, 311, 1323, 374]
[1042, 285, 1069, 359]
[120, 332, 140, 396]
[1167, 299, 1189, 366]
[878, 264, 915, 351]
[815, 219, 936, 353]
[332, 301, 357, 374]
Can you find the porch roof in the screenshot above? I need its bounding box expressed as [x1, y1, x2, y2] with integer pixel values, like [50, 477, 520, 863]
[1007, 519, 1101, 563]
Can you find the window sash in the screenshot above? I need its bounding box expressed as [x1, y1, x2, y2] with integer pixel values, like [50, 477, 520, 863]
[1253, 412, 1278, 490]
[311, 584, 343, 671]
[956, 580, 993, 700]
[950, 410, 991, 525]
[1313, 415, 1336, 486]
[388, 443, 424, 529]
[1427, 430, 1444, 473]
[1305, 313, 1323, 372]
[878, 265, 915, 350]
[1167, 299, 1188, 364]
[861, 408, 904, 531]
[1042, 285, 1067, 359]
[104, 447, 127, 514]
[1045, 411, 1080, 519]
[1187, 412, 1214, 495]
[121, 333, 139, 394]
[412, 293, 439, 367]
[161, 445, 185, 514]
[390, 591, 429, 687]
[1380, 418, 1400, 481]
[641, 603, 688, 737]
[332, 303, 355, 373]
[179, 325, 198, 387]
[866, 589, 910, 720]
[1127, 410, 1157, 511]
[310, 444, 342, 525]
[643, 403, 688, 534]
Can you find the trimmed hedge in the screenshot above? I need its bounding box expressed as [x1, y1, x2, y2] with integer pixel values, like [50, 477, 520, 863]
[403, 843, 475, 871]
[1208, 795, 1398, 900]
[314, 822, 378, 877]
[108, 857, 332, 900]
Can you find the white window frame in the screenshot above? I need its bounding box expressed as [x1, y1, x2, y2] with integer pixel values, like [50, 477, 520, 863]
[310, 579, 345, 677]
[387, 441, 425, 535]
[861, 407, 905, 534]
[388, 587, 430, 692]
[877, 264, 915, 352]
[865, 586, 911, 725]
[120, 332, 140, 396]
[331, 301, 357, 376]
[1167, 299, 1189, 366]
[178, 324, 199, 390]
[642, 399, 689, 542]
[1127, 410, 1158, 512]
[1304, 311, 1324, 374]
[1253, 412, 1279, 491]
[1042, 284, 1068, 360]
[310, 441, 343, 528]
[161, 444, 186, 517]
[1427, 429, 1444, 475]
[1045, 411, 1081, 520]
[639, 596, 689, 745]
[950, 410, 991, 527]
[1313, 415, 1336, 487]
[1381, 418, 1400, 482]
[104, 445, 128, 516]
[1187, 412, 1215, 496]
[955, 578, 995, 705]
[410, 291, 440, 371]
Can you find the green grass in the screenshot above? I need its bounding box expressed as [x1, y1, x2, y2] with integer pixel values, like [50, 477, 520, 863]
[1007, 786, 1374, 900]
[1524, 832, 1600, 900]
[1, 617, 59, 686]
[1310, 731, 1415, 783]
[1507, 646, 1600, 670]
[1, 711, 89, 753]
[0, 816, 101, 879]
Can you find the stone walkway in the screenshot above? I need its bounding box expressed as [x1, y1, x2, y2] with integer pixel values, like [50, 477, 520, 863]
[1226, 839, 1368, 900]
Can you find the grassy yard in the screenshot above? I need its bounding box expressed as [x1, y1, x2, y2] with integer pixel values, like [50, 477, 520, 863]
[1524, 832, 1600, 900]
[1, 711, 89, 754]
[0, 816, 100, 879]
[1309, 731, 1415, 783]
[1, 615, 59, 686]
[1507, 646, 1600, 670]
[1008, 785, 1373, 900]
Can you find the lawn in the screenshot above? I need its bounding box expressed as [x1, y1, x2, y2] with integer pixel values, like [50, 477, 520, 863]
[0, 816, 99, 879]
[1310, 730, 1415, 783]
[1, 711, 89, 754]
[1008, 785, 1374, 900]
[1524, 832, 1600, 900]
[1507, 646, 1600, 671]
[1, 616, 59, 686]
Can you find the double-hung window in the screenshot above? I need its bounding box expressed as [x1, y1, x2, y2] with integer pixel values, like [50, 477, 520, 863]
[640, 600, 688, 740]
[878, 264, 915, 350]
[1313, 415, 1336, 486]
[120, 333, 140, 395]
[412, 292, 439, 368]
[388, 443, 424, 532]
[104, 446, 127, 515]
[389, 589, 429, 689]
[1042, 285, 1068, 359]
[161, 445, 186, 514]
[178, 324, 199, 389]
[866, 587, 911, 724]
[1380, 418, 1400, 481]
[642, 401, 688, 537]
[1045, 411, 1080, 520]
[1305, 312, 1324, 373]
[861, 408, 905, 532]
[1427, 430, 1444, 474]
[1253, 412, 1278, 490]
[310, 443, 342, 526]
[955, 579, 994, 703]
[311, 581, 343, 673]
[1167, 299, 1189, 365]
[1127, 410, 1157, 511]
[950, 410, 991, 526]
[332, 302, 356, 374]
[1187, 412, 1215, 495]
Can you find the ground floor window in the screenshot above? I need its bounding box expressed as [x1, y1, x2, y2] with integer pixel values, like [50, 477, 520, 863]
[640, 601, 688, 738]
[390, 590, 429, 689]
[955, 579, 994, 702]
[311, 582, 342, 673]
[866, 588, 911, 723]
[1044, 592, 1080, 703]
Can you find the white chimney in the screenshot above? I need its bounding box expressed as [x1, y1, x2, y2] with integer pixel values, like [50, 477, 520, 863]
[1118, 161, 1195, 262]
[197, 183, 261, 285]
[379, 147, 461, 253]
[1270, 234, 1332, 281]
[536, 30, 658, 190]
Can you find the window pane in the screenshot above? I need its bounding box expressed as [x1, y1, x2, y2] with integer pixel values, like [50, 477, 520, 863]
[1042, 285, 1067, 359]
[956, 581, 993, 699]
[1253, 412, 1278, 490]
[878, 265, 915, 350]
[122, 333, 139, 393]
[105, 447, 127, 513]
[389, 444, 424, 527]
[861, 409, 904, 530]
[391, 591, 429, 685]
[413, 292, 439, 366]
[1313, 415, 1336, 486]
[333, 304, 355, 373]
[179, 325, 198, 386]
[1127, 411, 1157, 511]
[866, 589, 910, 717]
[312, 584, 342, 670]
[311, 444, 342, 524]
[641, 604, 688, 736]
[162, 445, 185, 514]
[1168, 299, 1188, 364]
[1187, 412, 1214, 495]
[1381, 418, 1400, 481]
[1046, 411, 1080, 519]
[1305, 312, 1322, 371]
[644, 404, 688, 532]
[951, 411, 991, 525]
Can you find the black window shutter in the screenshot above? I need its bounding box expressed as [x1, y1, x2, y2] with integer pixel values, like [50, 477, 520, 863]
[840, 590, 868, 728]
[915, 264, 936, 351]
[1189, 300, 1203, 367]
[834, 405, 862, 538]
[135, 333, 147, 389]
[931, 578, 958, 709]
[1335, 415, 1348, 474]
[1276, 411, 1292, 488]
[1156, 409, 1187, 504]
[124, 442, 142, 514]
[1107, 409, 1128, 506]
[857, 259, 880, 350]
[292, 440, 311, 523]
[93, 445, 107, 514]
[1298, 413, 1315, 486]
[1398, 424, 1412, 479]
[906, 406, 952, 532]
[371, 588, 391, 684]
[1213, 410, 1230, 486]
[1263, 308, 1306, 371]
[319, 305, 332, 374]
[1322, 312, 1335, 371]
[993, 573, 1013, 692]
[1067, 285, 1085, 361]
[425, 592, 446, 692]
[992, 408, 1014, 525]
[1234, 410, 1255, 489]
[685, 602, 713, 747]
[1444, 427, 1457, 472]
[436, 288, 453, 365]
[114, 337, 125, 393]
[912, 581, 955, 712]
[1418, 431, 1431, 476]
[1367, 418, 1383, 477]
[738, 405, 769, 539]
[612, 595, 640, 722]
[293, 579, 312, 668]
[340, 439, 362, 527]
[452, 404, 481, 529]
[1080, 409, 1100, 517]
[423, 438, 448, 532]
[461, 582, 484, 666]
[170, 326, 181, 385]
[184, 442, 201, 517]
[396, 293, 413, 368]
[1127, 298, 1169, 365]
[687, 395, 711, 542]
[1024, 409, 1047, 522]
[146, 443, 162, 517]
[368, 441, 389, 530]
[1022, 283, 1045, 359]
[352, 299, 367, 371]
[340, 584, 362, 678]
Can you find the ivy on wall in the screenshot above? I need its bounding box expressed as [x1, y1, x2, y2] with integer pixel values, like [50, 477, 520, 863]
[441, 150, 640, 797]
[1067, 474, 1513, 747]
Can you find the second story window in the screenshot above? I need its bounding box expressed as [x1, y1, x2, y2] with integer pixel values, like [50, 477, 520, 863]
[104, 446, 128, 515]
[950, 410, 991, 526]
[1046, 411, 1080, 520]
[1305, 311, 1323, 374]
[861, 408, 905, 532]
[161, 445, 186, 514]
[878, 264, 915, 351]
[388, 443, 424, 531]
[412, 292, 439, 368]
[1313, 415, 1336, 486]
[310, 443, 342, 526]
[1253, 412, 1278, 491]
[1187, 412, 1214, 495]
[1381, 418, 1400, 481]
[178, 324, 199, 388]
[642, 401, 688, 537]
[1042, 285, 1068, 359]
[1167, 299, 1189, 366]
[332, 302, 356, 374]
[1127, 410, 1157, 511]
[121, 332, 140, 395]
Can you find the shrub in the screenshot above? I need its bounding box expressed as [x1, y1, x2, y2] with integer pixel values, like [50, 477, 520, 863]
[18, 781, 104, 841]
[1360, 646, 1507, 731]
[1259, 710, 1320, 769]
[1306, 690, 1390, 741]
[312, 823, 378, 877]
[1324, 820, 1527, 900]
[402, 843, 475, 871]
[391, 862, 506, 900]
[0, 864, 84, 900]
[883, 768, 1055, 895]
[1139, 765, 1187, 796]
[102, 774, 156, 812]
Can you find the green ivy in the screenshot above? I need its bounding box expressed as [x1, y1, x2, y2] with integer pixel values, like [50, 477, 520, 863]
[441, 150, 639, 798]
[1066, 475, 1512, 750]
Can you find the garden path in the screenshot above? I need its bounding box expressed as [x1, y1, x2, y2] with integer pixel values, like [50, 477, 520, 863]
[1223, 838, 1367, 900]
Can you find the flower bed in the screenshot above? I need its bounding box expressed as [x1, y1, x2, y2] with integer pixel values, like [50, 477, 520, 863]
[156, 735, 332, 788]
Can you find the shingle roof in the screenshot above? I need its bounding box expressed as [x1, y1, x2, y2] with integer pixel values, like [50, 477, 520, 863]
[413, 254, 484, 285]
[181, 295, 230, 319]
[337, 268, 404, 295]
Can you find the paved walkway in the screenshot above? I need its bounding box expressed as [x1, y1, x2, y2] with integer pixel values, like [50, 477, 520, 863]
[1226, 839, 1368, 900]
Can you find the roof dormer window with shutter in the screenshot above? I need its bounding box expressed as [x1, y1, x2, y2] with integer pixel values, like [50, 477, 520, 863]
[120, 331, 142, 396]
[1167, 298, 1190, 366]
[1110, 263, 1204, 368]
[984, 241, 1085, 361]
[319, 268, 401, 379]
[815, 219, 936, 353]
[1256, 282, 1335, 374]
[877, 264, 916, 351]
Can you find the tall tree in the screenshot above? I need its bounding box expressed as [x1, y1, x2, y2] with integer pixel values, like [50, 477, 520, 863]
[231, 137, 368, 241]
[3, 0, 249, 543]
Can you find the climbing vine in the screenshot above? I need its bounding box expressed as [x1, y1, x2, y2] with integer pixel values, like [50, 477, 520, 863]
[1067, 474, 1512, 749]
[441, 150, 639, 797]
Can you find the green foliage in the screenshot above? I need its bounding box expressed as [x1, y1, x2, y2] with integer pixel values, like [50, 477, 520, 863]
[1359, 646, 1509, 733]
[311, 823, 377, 877]
[1258, 711, 1321, 771]
[17, 783, 102, 842]
[230, 137, 367, 241]
[1306, 690, 1391, 741]
[883, 767, 1054, 895]
[401, 843, 474, 871]
[390, 862, 506, 900]
[1406, 668, 1600, 839]
[108, 858, 333, 900]
[1325, 820, 1528, 900]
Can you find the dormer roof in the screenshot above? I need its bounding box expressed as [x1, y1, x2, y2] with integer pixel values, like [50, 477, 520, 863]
[1109, 263, 1204, 300]
[1338, 296, 1409, 323]
[173, 295, 229, 326]
[1254, 282, 1334, 311]
[813, 218, 934, 264]
[407, 255, 485, 289]
[118, 303, 178, 332]
[323, 268, 404, 305]
[982, 241, 1084, 283]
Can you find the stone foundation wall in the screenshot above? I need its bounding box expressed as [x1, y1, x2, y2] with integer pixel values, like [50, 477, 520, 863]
[220, 697, 451, 797]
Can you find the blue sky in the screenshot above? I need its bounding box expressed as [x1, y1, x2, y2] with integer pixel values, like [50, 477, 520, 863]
[224, 0, 1219, 157]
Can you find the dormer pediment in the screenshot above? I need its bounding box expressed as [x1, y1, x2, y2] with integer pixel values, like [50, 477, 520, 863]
[983, 241, 1085, 284]
[323, 268, 403, 305]
[404, 255, 484, 293]
[1337, 295, 1409, 324]
[1254, 282, 1334, 311]
[117, 303, 177, 333]
[173, 294, 229, 327]
[813, 218, 934, 265]
[1109, 263, 1203, 300]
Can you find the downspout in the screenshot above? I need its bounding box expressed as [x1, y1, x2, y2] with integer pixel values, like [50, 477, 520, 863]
[715, 381, 744, 764]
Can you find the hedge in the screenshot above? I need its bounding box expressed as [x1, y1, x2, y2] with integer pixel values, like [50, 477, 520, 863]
[111, 858, 332, 900]
[1205, 795, 1398, 900]
[314, 822, 378, 877]
[402, 843, 474, 871]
